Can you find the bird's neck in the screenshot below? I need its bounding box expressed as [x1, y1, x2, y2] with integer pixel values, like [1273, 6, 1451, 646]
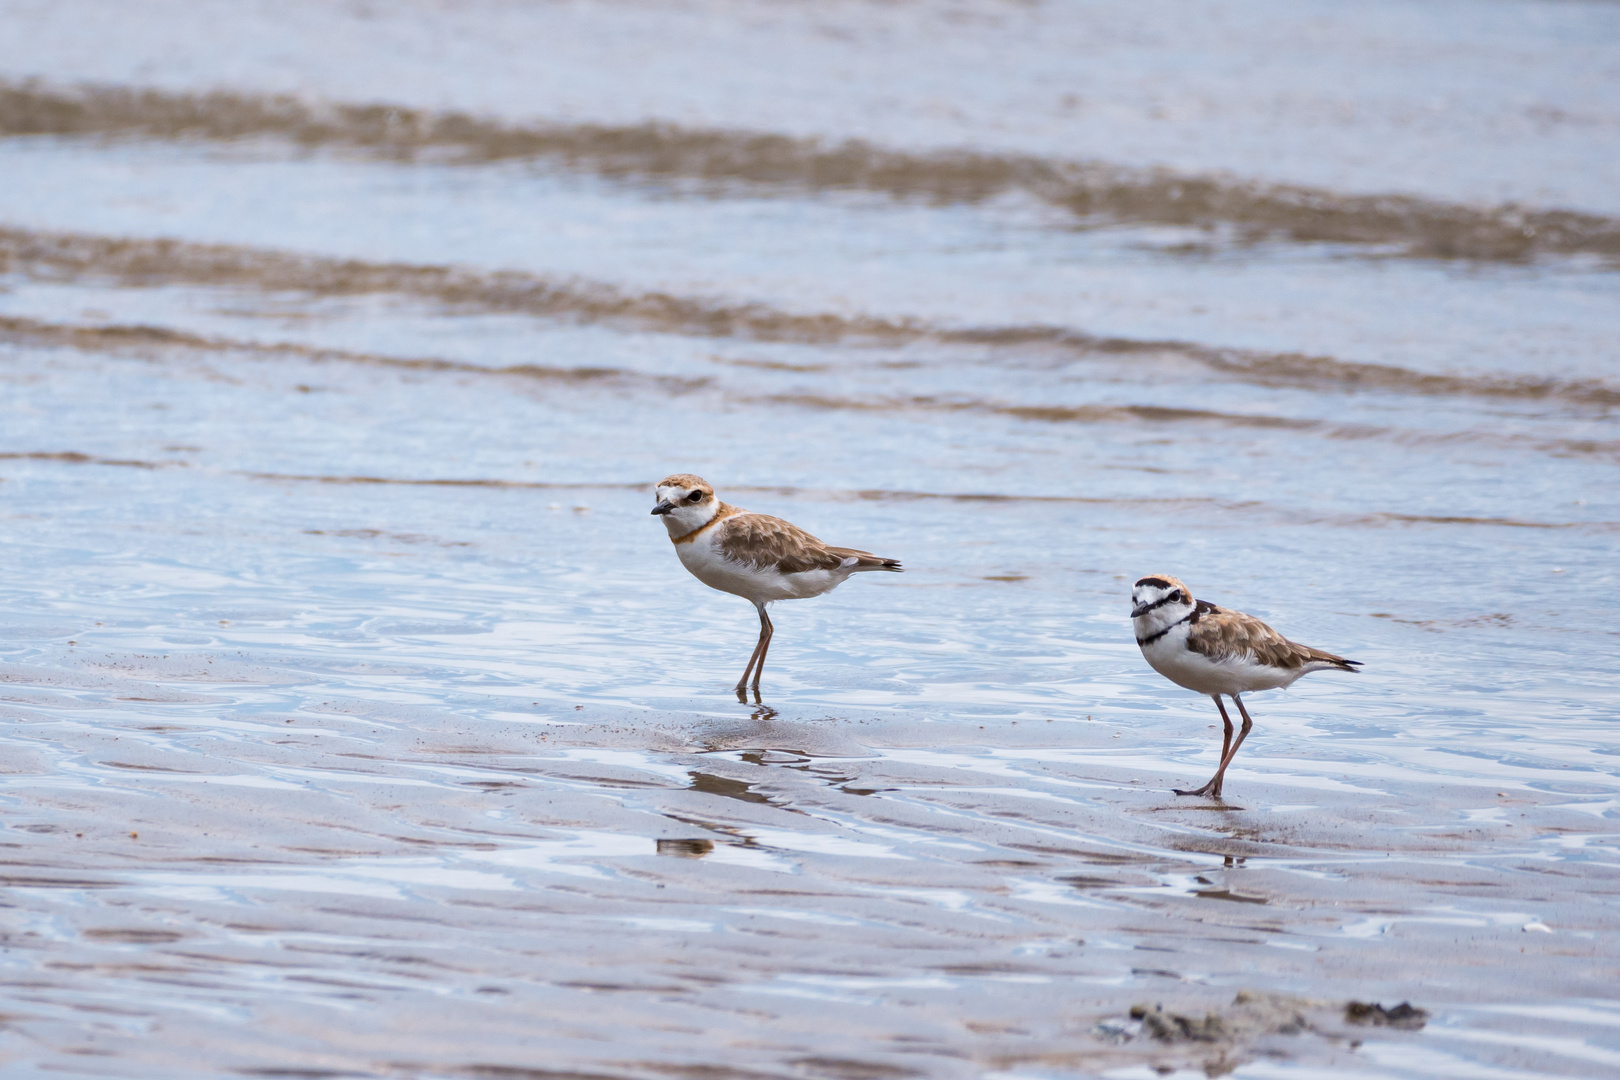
[1133, 601, 1196, 643]
[664, 500, 736, 541]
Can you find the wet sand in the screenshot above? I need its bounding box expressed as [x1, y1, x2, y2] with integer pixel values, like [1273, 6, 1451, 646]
[1, 2, 1618, 1077]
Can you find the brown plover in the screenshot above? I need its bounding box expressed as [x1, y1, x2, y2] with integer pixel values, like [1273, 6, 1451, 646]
[653, 474, 901, 698]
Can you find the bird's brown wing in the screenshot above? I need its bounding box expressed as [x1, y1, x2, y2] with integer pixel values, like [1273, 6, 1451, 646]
[713, 513, 848, 575]
[1185, 601, 1356, 670]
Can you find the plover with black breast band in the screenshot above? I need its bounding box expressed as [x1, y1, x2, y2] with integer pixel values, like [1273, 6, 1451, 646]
[651, 474, 902, 699]
[1131, 574, 1362, 799]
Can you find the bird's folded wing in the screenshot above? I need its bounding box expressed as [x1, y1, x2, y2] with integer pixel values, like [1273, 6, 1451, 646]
[825, 545, 901, 571]
[714, 513, 848, 574]
[1186, 603, 1345, 669]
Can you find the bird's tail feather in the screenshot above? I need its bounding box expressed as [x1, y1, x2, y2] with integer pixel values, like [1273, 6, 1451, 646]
[1307, 649, 1362, 672]
[834, 547, 903, 573]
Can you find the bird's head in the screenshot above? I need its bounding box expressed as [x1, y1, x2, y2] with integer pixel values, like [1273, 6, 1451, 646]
[1131, 574, 1195, 626]
[651, 474, 719, 535]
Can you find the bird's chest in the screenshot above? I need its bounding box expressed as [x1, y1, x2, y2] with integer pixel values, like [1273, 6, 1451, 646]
[675, 534, 774, 597]
[1141, 626, 1287, 696]
[1140, 627, 1223, 691]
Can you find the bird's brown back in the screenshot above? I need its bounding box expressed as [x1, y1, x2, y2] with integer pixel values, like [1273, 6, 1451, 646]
[1186, 601, 1356, 670]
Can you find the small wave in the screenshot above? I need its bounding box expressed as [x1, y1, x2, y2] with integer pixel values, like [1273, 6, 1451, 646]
[2, 80, 1618, 264]
[7, 457, 1612, 531]
[7, 312, 1620, 470]
[0, 314, 703, 392]
[764, 393, 1620, 459]
[241, 472, 643, 492]
[7, 307, 1619, 468]
[1198, 350, 1620, 409]
[1000, 402, 1324, 431]
[6, 227, 1620, 412]
[0, 226, 916, 345]
[0, 450, 172, 470]
[1353, 512, 1596, 530]
[760, 392, 1350, 434]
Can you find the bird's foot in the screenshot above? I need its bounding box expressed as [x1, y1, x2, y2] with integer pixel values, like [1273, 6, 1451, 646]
[1173, 783, 1222, 799]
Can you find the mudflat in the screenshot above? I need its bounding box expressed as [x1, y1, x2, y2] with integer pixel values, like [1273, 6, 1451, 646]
[0, 2, 1616, 1077]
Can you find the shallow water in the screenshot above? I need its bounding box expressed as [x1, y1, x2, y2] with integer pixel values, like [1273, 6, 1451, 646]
[1, 2, 1618, 1077]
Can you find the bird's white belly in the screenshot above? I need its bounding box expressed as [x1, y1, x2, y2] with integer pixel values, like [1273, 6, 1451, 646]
[1140, 631, 1296, 696]
[676, 535, 847, 602]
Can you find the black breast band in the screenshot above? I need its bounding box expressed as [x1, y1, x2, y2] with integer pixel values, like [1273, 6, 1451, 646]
[1137, 611, 1193, 647]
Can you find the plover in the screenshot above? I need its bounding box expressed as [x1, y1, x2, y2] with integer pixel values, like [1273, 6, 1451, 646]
[651, 474, 901, 698]
[1131, 574, 1361, 799]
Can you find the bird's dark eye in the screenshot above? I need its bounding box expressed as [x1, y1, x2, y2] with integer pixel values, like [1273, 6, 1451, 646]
[686, 491, 703, 502]
[1169, 590, 1183, 602]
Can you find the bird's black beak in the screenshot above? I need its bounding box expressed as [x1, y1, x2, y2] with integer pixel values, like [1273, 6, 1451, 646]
[651, 500, 675, 516]
[1130, 601, 1152, 619]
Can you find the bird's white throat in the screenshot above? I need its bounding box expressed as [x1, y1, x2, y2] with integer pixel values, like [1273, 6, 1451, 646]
[658, 493, 723, 540]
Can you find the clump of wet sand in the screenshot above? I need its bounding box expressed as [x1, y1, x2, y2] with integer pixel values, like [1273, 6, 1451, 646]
[1085, 991, 1428, 1076]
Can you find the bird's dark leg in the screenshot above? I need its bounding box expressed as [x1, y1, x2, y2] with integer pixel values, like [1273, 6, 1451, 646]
[748, 605, 774, 696]
[735, 603, 773, 700]
[1202, 695, 1256, 799]
[735, 604, 769, 699]
[1174, 695, 1237, 798]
